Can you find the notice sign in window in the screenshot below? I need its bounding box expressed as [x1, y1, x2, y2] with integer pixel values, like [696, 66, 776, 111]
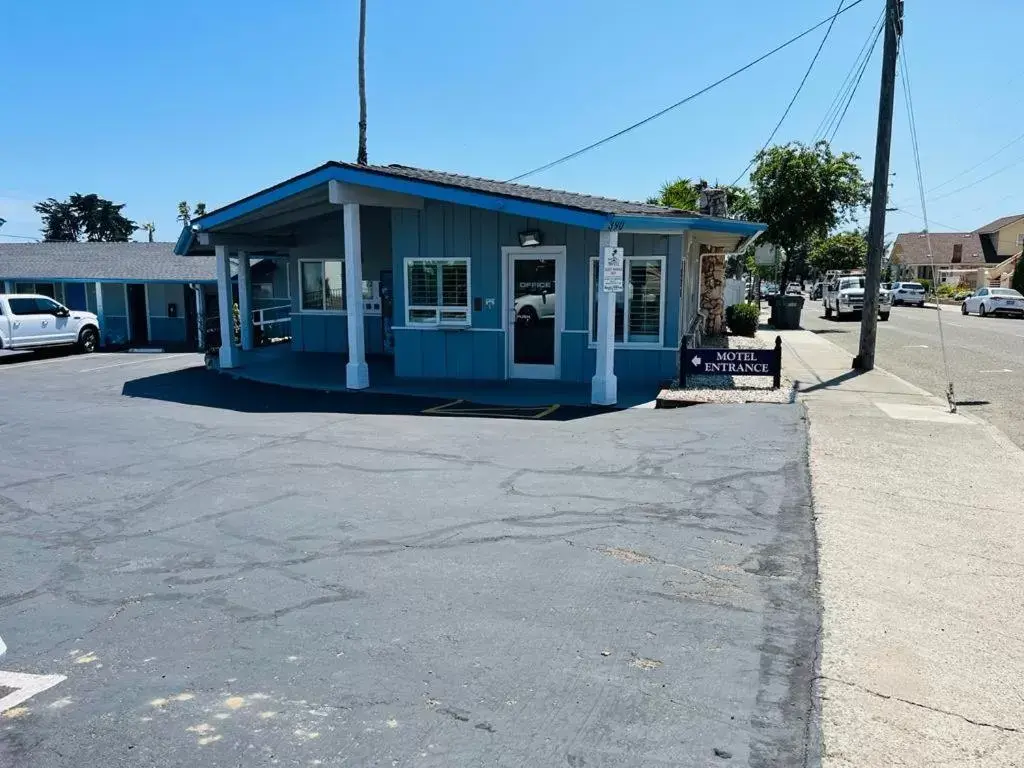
[601, 246, 624, 292]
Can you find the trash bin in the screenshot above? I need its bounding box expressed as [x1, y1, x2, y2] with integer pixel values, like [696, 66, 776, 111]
[774, 294, 805, 329]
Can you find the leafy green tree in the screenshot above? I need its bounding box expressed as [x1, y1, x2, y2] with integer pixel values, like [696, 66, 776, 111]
[808, 231, 867, 275]
[35, 194, 137, 242]
[141, 222, 156, 242]
[1012, 256, 1024, 294]
[748, 141, 870, 284]
[648, 178, 755, 218]
[34, 198, 81, 241]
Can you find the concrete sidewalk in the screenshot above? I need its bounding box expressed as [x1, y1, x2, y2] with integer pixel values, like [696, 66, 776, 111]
[771, 327, 1024, 766]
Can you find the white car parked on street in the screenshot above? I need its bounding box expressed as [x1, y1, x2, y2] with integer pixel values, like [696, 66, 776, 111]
[0, 294, 100, 353]
[890, 281, 926, 307]
[961, 287, 1024, 318]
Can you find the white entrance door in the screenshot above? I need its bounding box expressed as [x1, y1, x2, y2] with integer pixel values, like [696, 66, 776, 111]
[505, 247, 565, 379]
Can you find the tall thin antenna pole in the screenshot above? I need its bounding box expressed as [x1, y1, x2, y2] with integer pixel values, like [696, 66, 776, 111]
[356, 0, 368, 165]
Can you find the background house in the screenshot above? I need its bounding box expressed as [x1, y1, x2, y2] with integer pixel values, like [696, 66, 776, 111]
[0, 242, 217, 349]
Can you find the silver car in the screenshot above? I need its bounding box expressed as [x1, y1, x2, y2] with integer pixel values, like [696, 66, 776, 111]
[961, 287, 1024, 318]
[890, 281, 926, 307]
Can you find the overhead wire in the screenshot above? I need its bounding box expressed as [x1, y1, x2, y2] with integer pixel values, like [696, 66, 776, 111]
[925, 130, 1024, 194]
[898, 40, 957, 412]
[812, 7, 885, 141]
[505, 0, 871, 183]
[730, 0, 846, 185]
[823, 20, 883, 143]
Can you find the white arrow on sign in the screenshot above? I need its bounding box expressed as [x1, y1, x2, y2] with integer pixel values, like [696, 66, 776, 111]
[691, 355, 702, 366]
[0, 670, 67, 713]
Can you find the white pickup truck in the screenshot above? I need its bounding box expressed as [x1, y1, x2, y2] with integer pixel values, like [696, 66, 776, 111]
[823, 276, 891, 321]
[0, 294, 100, 353]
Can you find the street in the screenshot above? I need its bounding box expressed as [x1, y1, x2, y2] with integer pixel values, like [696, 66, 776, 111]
[0, 353, 818, 767]
[797, 300, 1024, 449]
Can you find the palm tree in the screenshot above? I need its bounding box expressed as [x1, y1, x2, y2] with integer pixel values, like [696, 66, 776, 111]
[177, 201, 192, 226]
[193, 202, 207, 219]
[141, 222, 156, 242]
[356, 0, 368, 165]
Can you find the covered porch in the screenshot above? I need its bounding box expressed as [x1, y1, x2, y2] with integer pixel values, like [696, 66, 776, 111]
[220, 344, 661, 409]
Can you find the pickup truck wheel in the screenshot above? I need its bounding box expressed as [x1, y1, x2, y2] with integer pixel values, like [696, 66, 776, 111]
[824, 305, 833, 319]
[77, 327, 99, 353]
[880, 312, 890, 322]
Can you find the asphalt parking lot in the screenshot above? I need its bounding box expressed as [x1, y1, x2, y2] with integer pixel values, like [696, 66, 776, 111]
[0, 352, 818, 767]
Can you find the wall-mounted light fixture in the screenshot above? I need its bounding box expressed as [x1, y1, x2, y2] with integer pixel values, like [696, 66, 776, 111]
[518, 229, 543, 247]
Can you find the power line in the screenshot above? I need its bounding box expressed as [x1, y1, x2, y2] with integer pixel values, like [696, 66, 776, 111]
[812, 8, 884, 142]
[926, 152, 1024, 203]
[824, 20, 883, 143]
[730, 0, 846, 185]
[506, 0, 870, 183]
[926, 130, 1024, 194]
[0, 233, 41, 241]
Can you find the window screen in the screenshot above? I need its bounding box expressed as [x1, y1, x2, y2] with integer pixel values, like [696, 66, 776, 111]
[590, 256, 663, 344]
[405, 259, 470, 326]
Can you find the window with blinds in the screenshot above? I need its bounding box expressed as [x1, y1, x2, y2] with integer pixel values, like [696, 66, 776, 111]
[300, 260, 344, 312]
[589, 256, 664, 345]
[405, 258, 470, 326]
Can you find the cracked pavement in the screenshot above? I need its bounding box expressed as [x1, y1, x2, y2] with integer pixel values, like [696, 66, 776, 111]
[0, 353, 818, 767]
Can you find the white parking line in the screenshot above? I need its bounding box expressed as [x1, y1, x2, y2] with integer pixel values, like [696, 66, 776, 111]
[77, 353, 194, 373]
[0, 670, 66, 713]
[978, 369, 1013, 374]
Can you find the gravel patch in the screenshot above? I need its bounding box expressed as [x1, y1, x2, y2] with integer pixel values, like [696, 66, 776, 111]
[657, 332, 795, 406]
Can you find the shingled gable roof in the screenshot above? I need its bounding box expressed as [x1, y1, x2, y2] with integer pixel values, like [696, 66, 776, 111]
[974, 214, 1024, 234]
[0, 242, 217, 283]
[891, 232, 986, 267]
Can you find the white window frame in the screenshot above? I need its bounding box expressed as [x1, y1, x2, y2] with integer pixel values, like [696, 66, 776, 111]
[298, 258, 345, 314]
[1016, 232, 1024, 247]
[587, 254, 666, 348]
[403, 257, 471, 328]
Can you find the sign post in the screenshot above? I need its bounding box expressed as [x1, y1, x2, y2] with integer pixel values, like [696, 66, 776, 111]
[680, 335, 783, 389]
[601, 246, 624, 293]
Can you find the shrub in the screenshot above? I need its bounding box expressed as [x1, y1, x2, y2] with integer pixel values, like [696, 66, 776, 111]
[726, 301, 759, 337]
[916, 278, 932, 295]
[935, 282, 956, 297]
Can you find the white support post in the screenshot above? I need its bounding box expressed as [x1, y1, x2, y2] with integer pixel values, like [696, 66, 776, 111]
[194, 285, 206, 351]
[94, 282, 105, 348]
[216, 245, 239, 368]
[2, 280, 12, 293]
[238, 251, 254, 351]
[343, 203, 369, 389]
[591, 230, 619, 405]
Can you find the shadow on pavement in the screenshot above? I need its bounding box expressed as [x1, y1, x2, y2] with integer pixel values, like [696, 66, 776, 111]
[121, 366, 615, 421]
[797, 369, 866, 394]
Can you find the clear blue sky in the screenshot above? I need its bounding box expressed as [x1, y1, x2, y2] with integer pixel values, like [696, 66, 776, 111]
[1, 0, 1021, 243]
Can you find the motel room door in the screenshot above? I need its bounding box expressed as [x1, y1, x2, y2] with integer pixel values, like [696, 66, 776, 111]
[505, 247, 565, 379]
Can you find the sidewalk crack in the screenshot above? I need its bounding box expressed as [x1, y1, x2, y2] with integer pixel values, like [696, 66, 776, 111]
[819, 675, 1020, 733]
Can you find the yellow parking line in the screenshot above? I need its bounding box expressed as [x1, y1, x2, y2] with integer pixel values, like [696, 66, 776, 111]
[421, 399, 464, 415]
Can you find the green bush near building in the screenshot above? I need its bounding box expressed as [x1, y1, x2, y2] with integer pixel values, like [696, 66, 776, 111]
[726, 302, 760, 337]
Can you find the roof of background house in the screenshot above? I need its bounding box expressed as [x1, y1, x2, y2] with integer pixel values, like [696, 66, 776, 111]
[0, 242, 217, 283]
[891, 232, 986, 266]
[974, 214, 1024, 234]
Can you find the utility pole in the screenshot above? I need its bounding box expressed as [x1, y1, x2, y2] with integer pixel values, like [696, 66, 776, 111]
[853, 0, 903, 371]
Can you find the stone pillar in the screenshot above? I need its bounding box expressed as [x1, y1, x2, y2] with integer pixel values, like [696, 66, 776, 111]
[591, 229, 618, 405]
[343, 202, 369, 389]
[700, 245, 726, 336]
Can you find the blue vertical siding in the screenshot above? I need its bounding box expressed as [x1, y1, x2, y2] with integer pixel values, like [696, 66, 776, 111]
[385, 199, 687, 385]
